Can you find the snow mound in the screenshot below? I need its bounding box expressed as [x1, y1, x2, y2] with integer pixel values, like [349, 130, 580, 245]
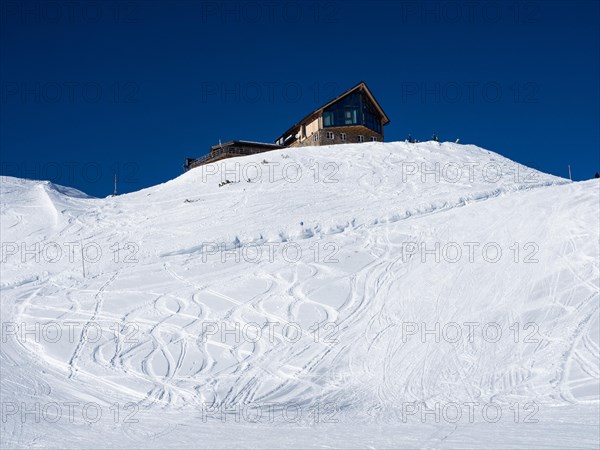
[1, 141, 598, 448]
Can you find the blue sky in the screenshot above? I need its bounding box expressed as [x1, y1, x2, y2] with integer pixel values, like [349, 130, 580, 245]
[1, 0, 598, 197]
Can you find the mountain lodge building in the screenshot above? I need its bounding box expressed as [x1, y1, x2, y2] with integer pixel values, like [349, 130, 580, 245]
[184, 82, 389, 171]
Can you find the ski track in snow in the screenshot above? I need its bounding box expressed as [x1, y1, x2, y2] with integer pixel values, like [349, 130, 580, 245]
[1, 141, 598, 448]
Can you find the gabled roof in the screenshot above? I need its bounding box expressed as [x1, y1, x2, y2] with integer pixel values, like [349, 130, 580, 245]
[275, 81, 390, 143]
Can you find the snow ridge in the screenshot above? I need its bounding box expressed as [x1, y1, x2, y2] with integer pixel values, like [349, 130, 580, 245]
[1, 141, 598, 448]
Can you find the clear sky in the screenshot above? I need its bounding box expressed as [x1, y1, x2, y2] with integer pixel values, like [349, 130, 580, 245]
[1, 0, 599, 197]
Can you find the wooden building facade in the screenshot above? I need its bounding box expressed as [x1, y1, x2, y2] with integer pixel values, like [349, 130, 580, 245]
[184, 82, 389, 171]
[274, 82, 390, 147]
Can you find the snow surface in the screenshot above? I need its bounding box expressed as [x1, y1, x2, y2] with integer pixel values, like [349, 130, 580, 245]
[1, 141, 598, 448]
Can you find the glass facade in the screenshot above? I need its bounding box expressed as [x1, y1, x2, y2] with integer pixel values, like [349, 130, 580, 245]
[322, 90, 383, 134]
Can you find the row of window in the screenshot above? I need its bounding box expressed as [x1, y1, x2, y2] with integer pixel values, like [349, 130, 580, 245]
[314, 132, 377, 142]
[321, 91, 383, 134]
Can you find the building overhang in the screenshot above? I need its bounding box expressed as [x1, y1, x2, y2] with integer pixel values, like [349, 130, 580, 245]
[274, 81, 390, 144]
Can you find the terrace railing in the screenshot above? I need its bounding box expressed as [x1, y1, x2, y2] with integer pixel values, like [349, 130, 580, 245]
[185, 145, 277, 170]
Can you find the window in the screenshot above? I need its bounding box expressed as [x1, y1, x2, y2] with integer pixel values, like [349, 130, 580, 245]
[322, 91, 383, 133]
[340, 133, 347, 141]
[344, 110, 357, 125]
[358, 135, 364, 143]
[326, 131, 334, 139]
[371, 136, 377, 142]
[313, 133, 318, 142]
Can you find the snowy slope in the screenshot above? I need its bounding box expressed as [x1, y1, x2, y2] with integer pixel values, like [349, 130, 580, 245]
[1, 141, 599, 448]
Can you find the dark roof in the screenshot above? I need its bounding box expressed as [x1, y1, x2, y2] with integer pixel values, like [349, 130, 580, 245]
[210, 140, 284, 151]
[274, 81, 390, 144]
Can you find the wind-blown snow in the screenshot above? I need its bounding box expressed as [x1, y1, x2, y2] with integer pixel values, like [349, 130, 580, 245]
[1, 141, 598, 448]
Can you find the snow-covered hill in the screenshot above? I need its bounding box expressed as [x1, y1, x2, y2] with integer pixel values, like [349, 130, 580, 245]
[1, 141, 599, 448]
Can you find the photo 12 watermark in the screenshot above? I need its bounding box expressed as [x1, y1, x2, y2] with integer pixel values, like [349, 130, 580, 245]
[1, 1, 140, 25]
[198, 401, 340, 424]
[199, 81, 342, 105]
[396, 321, 543, 345]
[196, 159, 340, 185]
[1, 81, 140, 105]
[196, 241, 339, 264]
[400, 241, 540, 264]
[1, 241, 140, 265]
[198, 2, 339, 25]
[398, 161, 540, 184]
[394, 401, 540, 424]
[0, 162, 140, 186]
[2, 401, 140, 425]
[399, 81, 540, 104]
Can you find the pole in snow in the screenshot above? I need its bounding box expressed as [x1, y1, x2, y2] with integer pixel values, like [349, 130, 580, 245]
[568, 164, 572, 181]
[113, 172, 118, 196]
